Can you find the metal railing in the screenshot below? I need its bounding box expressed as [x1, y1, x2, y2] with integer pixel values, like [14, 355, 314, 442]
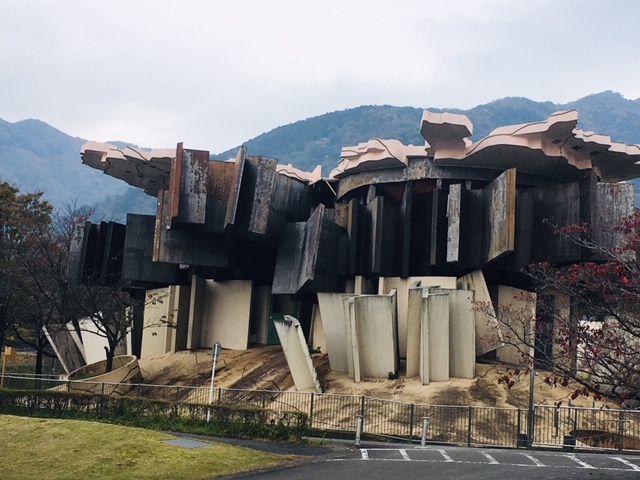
[1, 373, 639, 452]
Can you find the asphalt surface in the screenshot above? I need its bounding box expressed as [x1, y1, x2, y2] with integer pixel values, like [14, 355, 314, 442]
[200, 437, 640, 480]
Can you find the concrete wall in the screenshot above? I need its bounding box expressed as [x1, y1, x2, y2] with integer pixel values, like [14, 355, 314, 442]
[425, 290, 450, 383]
[493, 285, 536, 367]
[141, 286, 174, 359]
[251, 285, 272, 345]
[173, 285, 191, 351]
[201, 280, 253, 350]
[310, 304, 327, 354]
[379, 276, 457, 357]
[448, 289, 476, 379]
[76, 318, 127, 365]
[350, 291, 398, 379]
[406, 286, 424, 378]
[457, 270, 502, 355]
[187, 275, 205, 350]
[317, 293, 352, 373]
[273, 315, 322, 392]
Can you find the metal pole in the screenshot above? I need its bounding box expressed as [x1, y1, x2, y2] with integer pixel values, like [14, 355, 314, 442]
[528, 368, 535, 448]
[206, 342, 222, 423]
[355, 414, 364, 446]
[421, 416, 430, 447]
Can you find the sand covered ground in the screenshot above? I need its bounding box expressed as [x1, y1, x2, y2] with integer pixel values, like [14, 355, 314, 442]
[137, 345, 617, 409]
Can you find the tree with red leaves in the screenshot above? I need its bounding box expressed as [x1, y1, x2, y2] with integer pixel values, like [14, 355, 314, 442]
[504, 213, 640, 405]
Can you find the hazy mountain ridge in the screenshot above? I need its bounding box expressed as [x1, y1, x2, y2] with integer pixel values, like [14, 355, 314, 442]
[2, 91, 640, 220]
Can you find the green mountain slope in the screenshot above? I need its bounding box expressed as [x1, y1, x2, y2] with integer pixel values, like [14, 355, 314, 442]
[2, 91, 639, 220]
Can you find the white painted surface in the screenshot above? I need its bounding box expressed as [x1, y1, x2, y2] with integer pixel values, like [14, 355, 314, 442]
[273, 315, 322, 392]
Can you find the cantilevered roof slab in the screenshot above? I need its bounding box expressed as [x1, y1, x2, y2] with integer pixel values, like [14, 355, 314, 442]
[81, 142, 174, 196]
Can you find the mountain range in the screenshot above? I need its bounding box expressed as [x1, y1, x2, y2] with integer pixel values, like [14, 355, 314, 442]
[1, 91, 640, 220]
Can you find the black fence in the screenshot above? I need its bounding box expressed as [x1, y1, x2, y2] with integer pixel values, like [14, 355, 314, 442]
[2, 373, 639, 452]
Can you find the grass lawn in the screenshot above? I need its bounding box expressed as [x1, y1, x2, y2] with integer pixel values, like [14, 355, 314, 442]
[0, 414, 299, 479]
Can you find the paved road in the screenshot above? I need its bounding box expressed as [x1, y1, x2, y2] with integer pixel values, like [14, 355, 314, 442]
[226, 444, 640, 479]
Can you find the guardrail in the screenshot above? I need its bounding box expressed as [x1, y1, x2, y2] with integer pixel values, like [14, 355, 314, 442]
[1, 373, 638, 452]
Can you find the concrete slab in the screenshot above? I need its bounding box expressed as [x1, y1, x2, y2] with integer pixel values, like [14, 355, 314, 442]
[493, 285, 536, 367]
[448, 289, 476, 379]
[425, 289, 450, 383]
[457, 270, 502, 356]
[317, 293, 352, 373]
[273, 315, 322, 393]
[201, 280, 253, 350]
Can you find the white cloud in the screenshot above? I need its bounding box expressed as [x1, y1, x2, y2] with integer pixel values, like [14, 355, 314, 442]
[1, 0, 639, 153]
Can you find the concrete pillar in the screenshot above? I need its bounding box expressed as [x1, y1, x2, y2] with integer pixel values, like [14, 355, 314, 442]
[141, 286, 173, 358]
[252, 285, 272, 345]
[310, 304, 327, 354]
[350, 291, 398, 379]
[317, 293, 352, 374]
[493, 285, 536, 367]
[201, 280, 253, 350]
[425, 289, 450, 382]
[448, 289, 476, 379]
[379, 276, 457, 359]
[172, 285, 191, 352]
[273, 315, 323, 392]
[406, 286, 424, 378]
[457, 270, 503, 355]
[187, 275, 205, 350]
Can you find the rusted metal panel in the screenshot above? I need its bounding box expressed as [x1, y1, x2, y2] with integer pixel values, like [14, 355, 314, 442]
[167, 142, 183, 229]
[482, 168, 516, 264]
[153, 190, 165, 262]
[205, 161, 234, 232]
[225, 146, 246, 230]
[248, 157, 277, 234]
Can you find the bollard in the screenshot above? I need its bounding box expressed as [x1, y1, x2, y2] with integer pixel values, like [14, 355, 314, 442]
[355, 414, 364, 446]
[421, 417, 430, 447]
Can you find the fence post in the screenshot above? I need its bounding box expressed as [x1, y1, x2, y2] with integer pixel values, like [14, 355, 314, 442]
[137, 383, 141, 397]
[619, 409, 625, 452]
[101, 382, 105, 395]
[309, 393, 315, 430]
[355, 414, 364, 446]
[421, 416, 429, 447]
[216, 387, 221, 404]
[409, 404, 415, 443]
[467, 406, 473, 447]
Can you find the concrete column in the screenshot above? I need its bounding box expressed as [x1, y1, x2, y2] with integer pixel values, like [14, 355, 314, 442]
[494, 285, 536, 367]
[201, 280, 253, 350]
[406, 286, 424, 378]
[317, 293, 352, 373]
[310, 304, 327, 354]
[425, 289, 450, 382]
[457, 270, 503, 355]
[273, 315, 323, 392]
[187, 275, 205, 350]
[448, 289, 476, 379]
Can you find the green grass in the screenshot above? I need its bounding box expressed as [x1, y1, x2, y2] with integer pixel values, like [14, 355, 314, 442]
[0, 414, 298, 480]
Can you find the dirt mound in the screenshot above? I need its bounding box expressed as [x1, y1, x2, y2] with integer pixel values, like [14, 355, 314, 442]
[138, 346, 617, 409]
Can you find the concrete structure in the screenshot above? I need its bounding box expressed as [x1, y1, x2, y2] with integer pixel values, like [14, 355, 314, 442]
[140, 285, 190, 358]
[62, 109, 640, 383]
[273, 315, 322, 393]
[492, 286, 537, 367]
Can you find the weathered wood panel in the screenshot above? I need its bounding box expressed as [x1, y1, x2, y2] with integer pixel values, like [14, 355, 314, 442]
[368, 195, 397, 276]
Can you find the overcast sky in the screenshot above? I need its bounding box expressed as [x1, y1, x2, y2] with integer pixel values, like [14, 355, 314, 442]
[1, 0, 638, 153]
